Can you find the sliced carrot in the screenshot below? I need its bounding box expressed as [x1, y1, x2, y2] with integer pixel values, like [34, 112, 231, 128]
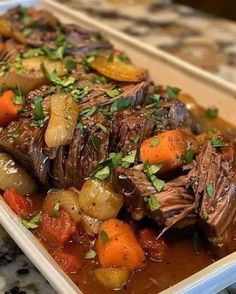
[96, 218, 145, 271]
[0, 90, 21, 127]
[3, 188, 32, 218]
[140, 128, 197, 172]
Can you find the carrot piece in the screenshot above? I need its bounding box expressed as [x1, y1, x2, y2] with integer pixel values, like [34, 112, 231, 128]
[140, 128, 197, 171]
[53, 250, 81, 273]
[96, 218, 145, 271]
[0, 90, 21, 127]
[3, 188, 32, 218]
[39, 208, 76, 246]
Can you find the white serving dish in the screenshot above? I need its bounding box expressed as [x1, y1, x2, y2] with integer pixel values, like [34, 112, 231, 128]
[0, 0, 236, 293]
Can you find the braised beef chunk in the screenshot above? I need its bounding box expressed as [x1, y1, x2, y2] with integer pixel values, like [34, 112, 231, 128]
[80, 81, 149, 110]
[63, 24, 113, 56]
[115, 167, 197, 228]
[188, 140, 236, 253]
[110, 109, 155, 154]
[0, 119, 49, 185]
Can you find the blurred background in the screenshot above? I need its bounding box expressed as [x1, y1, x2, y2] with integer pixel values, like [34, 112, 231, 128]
[57, 0, 236, 84]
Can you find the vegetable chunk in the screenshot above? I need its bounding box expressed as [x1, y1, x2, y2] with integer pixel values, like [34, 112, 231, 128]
[96, 218, 145, 271]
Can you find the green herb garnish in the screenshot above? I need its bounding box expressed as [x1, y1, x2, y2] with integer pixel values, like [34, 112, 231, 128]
[91, 75, 107, 84]
[91, 135, 101, 150]
[118, 52, 129, 63]
[104, 88, 120, 98]
[50, 201, 60, 218]
[22, 48, 44, 58]
[121, 150, 137, 168]
[150, 175, 165, 192]
[181, 148, 195, 164]
[107, 53, 114, 62]
[80, 106, 97, 120]
[94, 165, 110, 181]
[13, 85, 25, 106]
[96, 123, 107, 133]
[33, 96, 44, 120]
[100, 230, 109, 245]
[150, 137, 160, 147]
[22, 28, 32, 37]
[166, 86, 180, 100]
[84, 249, 97, 259]
[64, 58, 76, 72]
[22, 213, 41, 230]
[110, 98, 130, 112]
[203, 211, 209, 220]
[211, 137, 228, 148]
[205, 107, 218, 119]
[206, 183, 214, 197]
[148, 194, 160, 211]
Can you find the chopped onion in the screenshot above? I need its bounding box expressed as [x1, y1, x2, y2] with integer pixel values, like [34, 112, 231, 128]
[45, 93, 80, 148]
[45, 188, 82, 223]
[78, 179, 123, 221]
[0, 57, 66, 93]
[0, 153, 37, 194]
[81, 213, 102, 236]
[0, 17, 26, 44]
[91, 55, 146, 82]
[94, 267, 129, 290]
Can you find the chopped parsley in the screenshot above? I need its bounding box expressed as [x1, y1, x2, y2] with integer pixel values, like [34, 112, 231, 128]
[22, 48, 44, 58]
[22, 28, 32, 37]
[33, 96, 44, 120]
[13, 85, 25, 106]
[80, 106, 97, 120]
[118, 52, 129, 63]
[181, 148, 195, 164]
[91, 135, 101, 150]
[148, 194, 160, 211]
[50, 201, 60, 218]
[76, 122, 84, 130]
[150, 175, 165, 192]
[100, 230, 109, 245]
[110, 98, 130, 112]
[107, 53, 114, 62]
[166, 86, 180, 100]
[121, 150, 137, 168]
[94, 165, 110, 181]
[104, 88, 120, 98]
[205, 107, 218, 119]
[72, 85, 90, 102]
[84, 249, 97, 259]
[96, 123, 107, 133]
[203, 211, 209, 220]
[206, 183, 214, 197]
[91, 75, 107, 84]
[64, 58, 77, 72]
[22, 213, 41, 230]
[211, 137, 228, 148]
[144, 162, 164, 192]
[150, 137, 160, 147]
[14, 56, 25, 73]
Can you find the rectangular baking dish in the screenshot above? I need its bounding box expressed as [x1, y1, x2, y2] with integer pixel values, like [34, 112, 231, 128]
[0, 0, 236, 293]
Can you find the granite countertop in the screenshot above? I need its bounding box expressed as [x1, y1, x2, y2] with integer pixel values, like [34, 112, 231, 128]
[1, 0, 236, 293]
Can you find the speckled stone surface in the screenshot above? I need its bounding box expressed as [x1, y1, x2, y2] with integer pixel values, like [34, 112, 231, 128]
[57, 0, 236, 84]
[0, 0, 236, 293]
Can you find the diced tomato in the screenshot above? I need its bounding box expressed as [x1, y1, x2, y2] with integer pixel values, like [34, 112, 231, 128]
[39, 209, 76, 246]
[53, 250, 81, 273]
[3, 188, 32, 218]
[139, 228, 167, 261]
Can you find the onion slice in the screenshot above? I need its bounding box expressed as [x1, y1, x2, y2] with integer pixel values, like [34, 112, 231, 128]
[91, 55, 146, 82]
[45, 188, 82, 223]
[94, 267, 129, 289]
[45, 93, 80, 148]
[0, 153, 37, 194]
[78, 179, 123, 221]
